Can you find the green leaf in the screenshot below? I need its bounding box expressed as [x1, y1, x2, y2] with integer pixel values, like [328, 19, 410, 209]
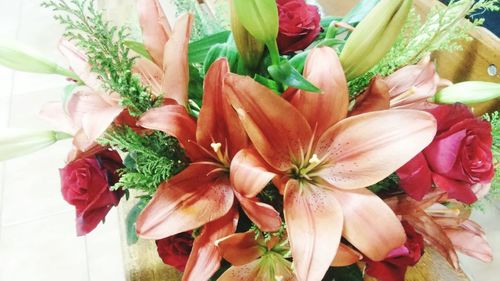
[203, 40, 249, 75]
[254, 74, 281, 93]
[188, 31, 231, 64]
[188, 64, 204, 106]
[330, 265, 364, 281]
[268, 60, 320, 92]
[343, 0, 381, 26]
[123, 40, 152, 60]
[126, 198, 148, 245]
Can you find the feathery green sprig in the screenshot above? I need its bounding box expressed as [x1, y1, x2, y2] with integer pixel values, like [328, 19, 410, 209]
[42, 0, 158, 116]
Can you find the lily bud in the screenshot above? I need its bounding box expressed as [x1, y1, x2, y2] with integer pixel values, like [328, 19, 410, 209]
[232, 0, 279, 45]
[432, 81, 500, 105]
[230, 0, 265, 70]
[0, 39, 78, 80]
[0, 129, 72, 161]
[340, 0, 412, 80]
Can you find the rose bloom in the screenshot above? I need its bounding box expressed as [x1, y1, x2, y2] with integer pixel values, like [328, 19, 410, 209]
[365, 221, 425, 281]
[60, 148, 124, 236]
[276, 0, 321, 54]
[398, 104, 494, 203]
[156, 232, 194, 272]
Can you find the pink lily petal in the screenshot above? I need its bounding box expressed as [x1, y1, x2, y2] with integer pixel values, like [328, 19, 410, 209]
[138, 105, 206, 161]
[217, 260, 260, 281]
[331, 188, 406, 261]
[72, 129, 94, 153]
[230, 148, 276, 198]
[137, 0, 171, 65]
[66, 89, 123, 143]
[58, 40, 102, 90]
[386, 59, 438, 109]
[349, 76, 390, 116]
[133, 58, 164, 96]
[162, 13, 193, 106]
[445, 226, 493, 263]
[287, 47, 348, 136]
[405, 211, 459, 269]
[225, 74, 313, 171]
[39, 101, 77, 134]
[197, 59, 248, 157]
[136, 164, 234, 239]
[284, 180, 343, 281]
[331, 243, 363, 267]
[443, 219, 492, 262]
[183, 206, 239, 281]
[234, 191, 282, 232]
[216, 231, 264, 266]
[316, 110, 437, 189]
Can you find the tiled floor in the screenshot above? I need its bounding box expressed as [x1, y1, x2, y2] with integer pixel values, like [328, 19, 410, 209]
[0, 1, 125, 280]
[0, 1, 499, 281]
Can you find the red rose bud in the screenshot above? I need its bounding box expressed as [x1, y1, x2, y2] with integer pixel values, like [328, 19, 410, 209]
[60, 149, 124, 236]
[156, 232, 194, 272]
[365, 221, 424, 281]
[397, 104, 494, 203]
[276, 0, 321, 54]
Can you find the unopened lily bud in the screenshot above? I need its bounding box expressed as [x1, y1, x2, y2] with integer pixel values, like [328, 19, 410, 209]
[230, 0, 265, 70]
[0, 129, 72, 161]
[0, 39, 78, 79]
[232, 0, 279, 44]
[340, 0, 412, 80]
[432, 81, 500, 105]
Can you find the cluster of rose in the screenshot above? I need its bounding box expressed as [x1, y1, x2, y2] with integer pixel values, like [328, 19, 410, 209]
[1, 0, 497, 280]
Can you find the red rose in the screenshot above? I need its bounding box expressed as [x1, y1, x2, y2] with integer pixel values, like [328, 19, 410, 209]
[156, 232, 194, 272]
[276, 0, 321, 54]
[397, 104, 494, 203]
[365, 221, 424, 281]
[60, 148, 124, 236]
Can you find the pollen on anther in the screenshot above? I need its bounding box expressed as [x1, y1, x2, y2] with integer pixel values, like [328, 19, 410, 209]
[211, 142, 222, 153]
[309, 154, 320, 165]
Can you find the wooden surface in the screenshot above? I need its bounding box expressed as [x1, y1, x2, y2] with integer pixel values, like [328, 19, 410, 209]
[118, 0, 498, 280]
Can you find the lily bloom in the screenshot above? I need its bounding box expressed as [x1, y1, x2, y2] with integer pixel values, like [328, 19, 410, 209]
[40, 40, 123, 153]
[135, 0, 191, 106]
[387, 192, 493, 268]
[385, 55, 451, 109]
[216, 231, 296, 281]
[135, 59, 282, 280]
[224, 47, 437, 281]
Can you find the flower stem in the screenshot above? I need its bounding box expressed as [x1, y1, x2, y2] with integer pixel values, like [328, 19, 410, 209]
[266, 40, 280, 66]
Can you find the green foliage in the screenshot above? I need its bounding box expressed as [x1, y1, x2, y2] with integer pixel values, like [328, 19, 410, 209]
[347, 0, 499, 96]
[368, 173, 400, 194]
[126, 198, 148, 245]
[42, 0, 157, 116]
[173, 0, 227, 41]
[100, 126, 188, 195]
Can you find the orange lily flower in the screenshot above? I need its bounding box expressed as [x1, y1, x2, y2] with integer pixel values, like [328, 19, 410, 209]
[135, 59, 282, 280]
[224, 47, 437, 281]
[135, 0, 191, 106]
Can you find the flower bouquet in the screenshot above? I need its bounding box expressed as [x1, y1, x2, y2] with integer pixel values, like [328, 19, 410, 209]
[0, 0, 499, 280]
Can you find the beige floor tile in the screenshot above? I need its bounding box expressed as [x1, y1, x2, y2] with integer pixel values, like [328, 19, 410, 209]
[0, 96, 10, 127]
[0, 211, 89, 281]
[86, 209, 126, 281]
[0, 1, 22, 38]
[1, 140, 72, 226]
[12, 0, 69, 96]
[0, 67, 14, 97]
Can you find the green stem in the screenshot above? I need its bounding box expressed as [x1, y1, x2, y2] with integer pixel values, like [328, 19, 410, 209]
[266, 40, 280, 66]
